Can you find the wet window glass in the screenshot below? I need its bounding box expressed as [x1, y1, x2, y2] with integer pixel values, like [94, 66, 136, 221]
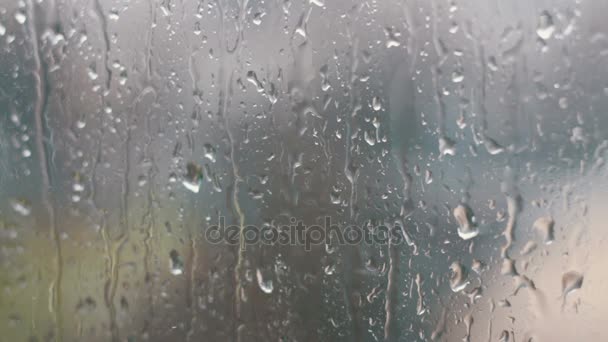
[0, 0, 606, 341]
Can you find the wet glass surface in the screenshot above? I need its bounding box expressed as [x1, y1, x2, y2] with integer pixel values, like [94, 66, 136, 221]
[1, 0, 607, 341]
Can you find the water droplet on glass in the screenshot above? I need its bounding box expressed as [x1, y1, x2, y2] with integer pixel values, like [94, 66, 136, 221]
[484, 136, 504, 155]
[424, 170, 433, 184]
[561, 271, 583, 301]
[256, 269, 274, 294]
[76, 297, 97, 314]
[108, 10, 119, 21]
[449, 261, 469, 292]
[364, 130, 376, 146]
[537, 11, 555, 40]
[203, 144, 216, 163]
[521, 241, 537, 255]
[372, 96, 382, 111]
[246, 71, 264, 93]
[87, 65, 99, 81]
[500, 258, 517, 276]
[384, 27, 401, 48]
[439, 137, 456, 156]
[14, 12, 26, 25]
[73, 181, 85, 192]
[451, 70, 464, 83]
[169, 249, 184, 275]
[570, 126, 586, 144]
[253, 12, 265, 26]
[453, 204, 479, 240]
[533, 216, 554, 244]
[182, 162, 203, 193]
[471, 259, 484, 274]
[497, 299, 511, 308]
[11, 199, 31, 216]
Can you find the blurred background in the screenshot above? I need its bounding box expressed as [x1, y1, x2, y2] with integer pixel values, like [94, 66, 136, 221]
[0, 0, 607, 341]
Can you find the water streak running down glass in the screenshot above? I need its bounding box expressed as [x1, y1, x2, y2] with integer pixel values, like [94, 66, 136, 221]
[0, 0, 607, 341]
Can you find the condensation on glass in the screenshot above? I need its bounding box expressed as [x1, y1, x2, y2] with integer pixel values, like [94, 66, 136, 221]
[0, 0, 607, 341]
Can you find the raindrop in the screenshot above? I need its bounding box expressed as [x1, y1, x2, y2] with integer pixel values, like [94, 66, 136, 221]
[372, 96, 382, 111]
[14, 12, 26, 25]
[108, 10, 119, 21]
[453, 204, 479, 240]
[561, 271, 583, 304]
[246, 71, 264, 93]
[484, 136, 504, 155]
[570, 126, 586, 144]
[415, 273, 425, 315]
[384, 27, 401, 48]
[533, 216, 554, 244]
[87, 64, 99, 80]
[451, 70, 464, 83]
[182, 162, 203, 193]
[203, 144, 216, 162]
[497, 299, 511, 308]
[76, 297, 97, 314]
[424, 170, 433, 184]
[72, 176, 84, 192]
[500, 258, 517, 276]
[521, 241, 537, 255]
[253, 12, 265, 26]
[449, 261, 469, 292]
[439, 137, 456, 156]
[471, 259, 484, 274]
[330, 187, 341, 204]
[169, 249, 184, 275]
[364, 131, 376, 146]
[536, 11, 555, 40]
[11, 199, 31, 216]
[256, 269, 274, 294]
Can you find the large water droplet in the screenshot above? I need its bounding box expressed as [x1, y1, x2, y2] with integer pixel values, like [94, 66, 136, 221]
[203, 144, 216, 163]
[246, 71, 264, 93]
[14, 12, 26, 25]
[169, 249, 184, 275]
[451, 69, 464, 83]
[182, 162, 203, 193]
[256, 269, 274, 294]
[439, 137, 456, 156]
[11, 199, 31, 216]
[561, 271, 583, 302]
[484, 136, 504, 155]
[536, 11, 555, 40]
[372, 96, 382, 111]
[453, 204, 479, 240]
[449, 261, 469, 292]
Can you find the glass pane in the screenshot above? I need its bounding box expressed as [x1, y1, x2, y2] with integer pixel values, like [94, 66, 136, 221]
[0, 0, 606, 341]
